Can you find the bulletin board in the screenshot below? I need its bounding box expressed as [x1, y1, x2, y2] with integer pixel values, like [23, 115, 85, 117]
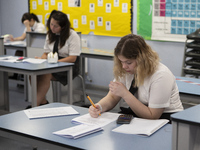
[29, 0, 132, 37]
[137, 0, 200, 42]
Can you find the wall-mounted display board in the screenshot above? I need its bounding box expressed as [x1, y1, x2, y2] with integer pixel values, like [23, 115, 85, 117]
[137, 0, 200, 42]
[29, 0, 133, 37]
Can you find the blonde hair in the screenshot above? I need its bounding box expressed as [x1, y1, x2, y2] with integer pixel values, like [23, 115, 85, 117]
[113, 34, 160, 86]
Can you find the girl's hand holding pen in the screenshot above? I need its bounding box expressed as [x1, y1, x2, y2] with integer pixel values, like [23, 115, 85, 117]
[89, 104, 101, 118]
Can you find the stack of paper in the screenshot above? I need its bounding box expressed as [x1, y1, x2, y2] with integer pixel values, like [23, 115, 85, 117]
[53, 124, 103, 139]
[0, 56, 46, 64]
[71, 112, 120, 127]
[21, 58, 46, 64]
[112, 117, 169, 136]
[4, 41, 26, 46]
[24, 106, 79, 119]
[53, 112, 120, 139]
[0, 56, 17, 63]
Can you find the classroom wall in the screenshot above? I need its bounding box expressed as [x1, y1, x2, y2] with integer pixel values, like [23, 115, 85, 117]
[81, 0, 185, 86]
[0, 0, 28, 37]
[0, 0, 185, 87]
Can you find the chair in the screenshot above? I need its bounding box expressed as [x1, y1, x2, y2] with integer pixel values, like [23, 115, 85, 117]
[52, 32, 86, 104]
[51, 56, 87, 103]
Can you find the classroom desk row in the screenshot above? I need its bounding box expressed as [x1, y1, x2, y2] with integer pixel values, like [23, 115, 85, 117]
[1, 36, 200, 149]
[171, 104, 200, 150]
[3, 41, 28, 100]
[0, 102, 199, 150]
[0, 55, 74, 111]
[0, 103, 172, 150]
[1, 34, 200, 110]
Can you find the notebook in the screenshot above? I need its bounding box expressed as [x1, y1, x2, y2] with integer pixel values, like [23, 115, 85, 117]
[24, 106, 79, 119]
[53, 124, 103, 139]
[71, 112, 120, 127]
[112, 117, 169, 136]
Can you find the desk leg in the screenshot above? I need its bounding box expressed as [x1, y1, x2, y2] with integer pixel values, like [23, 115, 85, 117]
[0, 72, 9, 111]
[68, 66, 73, 104]
[81, 57, 85, 80]
[81, 57, 87, 105]
[172, 122, 200, 150]
[31, 75, 37, 107]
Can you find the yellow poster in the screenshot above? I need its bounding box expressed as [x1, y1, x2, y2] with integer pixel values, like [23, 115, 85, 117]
[29, 0, 132, 37]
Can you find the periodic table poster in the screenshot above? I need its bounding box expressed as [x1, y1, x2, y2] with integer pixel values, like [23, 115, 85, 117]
[29, 0, 132, 37]
[137, 0, 200, 42]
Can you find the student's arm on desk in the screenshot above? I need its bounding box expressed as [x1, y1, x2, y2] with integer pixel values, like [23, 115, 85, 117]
[35, 53, 77, 63]
[89, 91, 121, 118]
[10, 33, 26, 41]
[59, 55, 77, 63]
[10, 20, 31, 41]
[35, 52, 48, 59]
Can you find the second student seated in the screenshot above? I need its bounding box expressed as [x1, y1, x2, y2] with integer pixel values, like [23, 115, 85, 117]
[27, 10, 80, 108]
[9, 12, 45, 79]
[89, 34, 183, 122]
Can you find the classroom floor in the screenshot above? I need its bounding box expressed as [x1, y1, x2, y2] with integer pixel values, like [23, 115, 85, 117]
[0, 80, 110, 150]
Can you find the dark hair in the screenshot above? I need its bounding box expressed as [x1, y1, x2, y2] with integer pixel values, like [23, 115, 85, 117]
[46, 10, 72, 48]
[21, 13, 39, 23]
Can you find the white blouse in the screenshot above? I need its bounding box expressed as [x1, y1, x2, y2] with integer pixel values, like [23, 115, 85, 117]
[117, 63, 183, 113]
[44, 29, 81, 58]
[23, 21, 45, 33]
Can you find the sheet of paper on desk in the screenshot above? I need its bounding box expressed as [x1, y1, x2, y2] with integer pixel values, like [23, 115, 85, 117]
[0, 56, 18, 62]
[4, 41, 26, 46]
[71, 112, 120, 127]
[24, 106, 79, 119]
[0, 57, 46, 64]
[22, 58, 46, 64]
[53, 124, 103, 139]
[112, 117, 169, 136]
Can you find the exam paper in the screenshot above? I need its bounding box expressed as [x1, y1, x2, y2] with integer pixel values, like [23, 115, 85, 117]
[21, 58, 46, 64]
[4, 41, 26, 46]
[0, 57, 46, 64]
[71, 112, 120, 127]
[24, 106, 79, 119]
[53, 124, 103, 139]
[112, 118, 169, 136]
[0, 56, 18, 62]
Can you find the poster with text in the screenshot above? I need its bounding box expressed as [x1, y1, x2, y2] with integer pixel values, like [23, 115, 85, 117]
[137, 0, 200, 42]
[29, 0, 132, 37]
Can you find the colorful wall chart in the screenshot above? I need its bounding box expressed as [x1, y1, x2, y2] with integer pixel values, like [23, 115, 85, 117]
[29, 0, 132, 37]
[137, 0, 200, 42]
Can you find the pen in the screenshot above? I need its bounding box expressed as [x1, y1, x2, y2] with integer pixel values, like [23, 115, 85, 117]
[86, 94, 101, 116]
[16, 57, 24, 61]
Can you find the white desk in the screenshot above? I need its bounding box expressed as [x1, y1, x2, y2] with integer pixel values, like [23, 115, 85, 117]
[0, 103, 172, 150]
[0, 56, 73, 111]
[80, 47, 113, 82]
[171, 104, 200, 150]
[3, 41, 28, 100]
[4, 41, 27, 56]
[0, 38, 8, 110]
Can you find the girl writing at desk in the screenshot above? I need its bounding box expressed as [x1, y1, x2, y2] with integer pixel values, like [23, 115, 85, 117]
[89, 34, 183, 121]
[9, 12, 45, 79]
[10, 12, 45, 41]
[26, 10, 80, 108]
